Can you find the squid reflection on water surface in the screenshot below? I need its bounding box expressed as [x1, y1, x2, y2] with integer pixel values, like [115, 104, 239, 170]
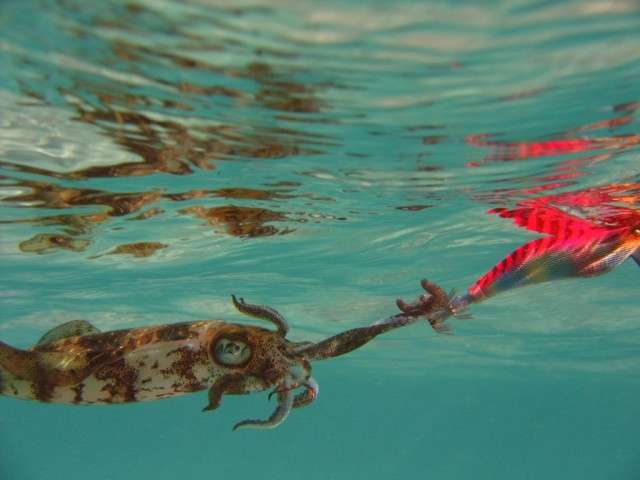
[0, 282, 450, 430]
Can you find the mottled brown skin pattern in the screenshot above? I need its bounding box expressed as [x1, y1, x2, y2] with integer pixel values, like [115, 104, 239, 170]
[164, 345, 210, 393]
[94, 359, 140, 403]
[0, 279, 453, 429]
[1, 321, 213, 402]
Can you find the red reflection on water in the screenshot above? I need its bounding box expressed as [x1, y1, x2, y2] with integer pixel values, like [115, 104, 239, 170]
[465, 133, 639, 167]
[469, 173, 584, 205]
[563, 116, 635, 134]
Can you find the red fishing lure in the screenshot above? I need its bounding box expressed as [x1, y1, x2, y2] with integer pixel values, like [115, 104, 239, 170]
[454, 205, 640, 307]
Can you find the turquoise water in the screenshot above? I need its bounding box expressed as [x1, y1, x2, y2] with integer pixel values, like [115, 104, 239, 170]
[1, 0, 639, 478]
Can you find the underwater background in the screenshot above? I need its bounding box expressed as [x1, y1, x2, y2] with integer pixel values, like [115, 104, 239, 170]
[1, 0, 639, 478]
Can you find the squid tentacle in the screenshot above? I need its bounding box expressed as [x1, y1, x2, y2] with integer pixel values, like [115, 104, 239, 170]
[203, 373, 270, 412]
[294, 278, 465, 362]
[266, 376, 318, 409]
[396, 278, 472, 332]
[296, 314, 417, 361]
[233, 385, 294, 431]
[231, 295, 289, 336]
[293, 377, 319, 409]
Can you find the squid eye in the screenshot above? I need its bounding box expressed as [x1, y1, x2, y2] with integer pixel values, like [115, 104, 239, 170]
[214, 338, 252, 366]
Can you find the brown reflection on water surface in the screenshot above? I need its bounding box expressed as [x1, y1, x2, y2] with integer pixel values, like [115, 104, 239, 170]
[90, 242, 169, 259]
[3, 6, 346, 253]
[19, 234, 92, 254]
[179, 205, 294, 238]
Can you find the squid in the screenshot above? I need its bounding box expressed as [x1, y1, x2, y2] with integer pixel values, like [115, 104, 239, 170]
[0, 281, 448, 430]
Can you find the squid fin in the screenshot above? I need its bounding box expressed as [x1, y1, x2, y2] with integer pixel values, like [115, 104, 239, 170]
[1, 339, 121, 386]
[36, 320, 101, 346]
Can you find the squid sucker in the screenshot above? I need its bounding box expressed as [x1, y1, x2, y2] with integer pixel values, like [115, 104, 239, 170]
[0, 282, 449, 430]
